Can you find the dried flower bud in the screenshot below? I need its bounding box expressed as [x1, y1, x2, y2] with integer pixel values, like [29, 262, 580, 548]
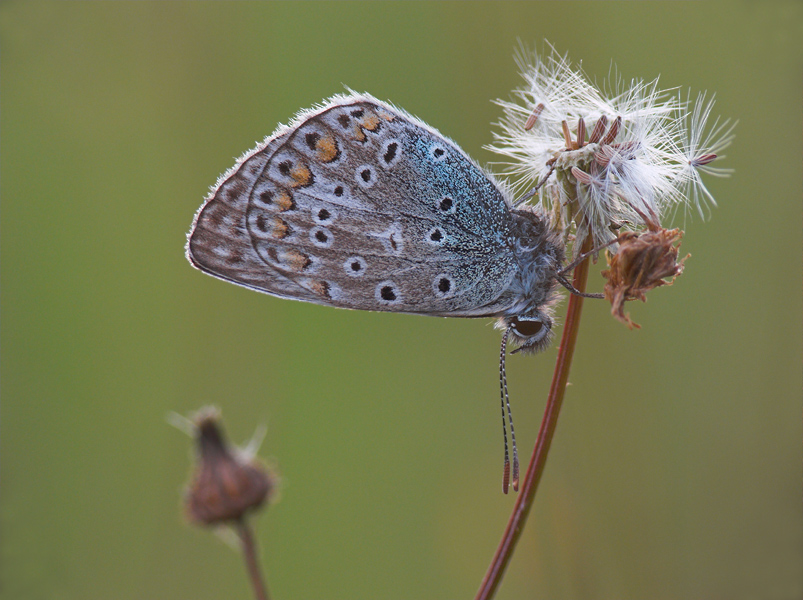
[601, 216, 689, 329]
[185, 408, 275, 526]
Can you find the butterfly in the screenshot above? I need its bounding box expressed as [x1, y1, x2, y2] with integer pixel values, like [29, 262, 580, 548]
[186, 93, 588, 491]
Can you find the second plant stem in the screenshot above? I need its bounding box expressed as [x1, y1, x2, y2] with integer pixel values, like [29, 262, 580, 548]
[237, 518, 270, 600]
[475, 238, 593, 600]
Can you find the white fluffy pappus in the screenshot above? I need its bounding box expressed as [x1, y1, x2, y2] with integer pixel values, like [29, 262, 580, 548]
[488, 45, 735, 248]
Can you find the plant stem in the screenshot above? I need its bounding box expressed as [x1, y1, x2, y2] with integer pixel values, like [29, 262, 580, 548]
[237, 519, 270, 600]
[475, 240, 593, 600]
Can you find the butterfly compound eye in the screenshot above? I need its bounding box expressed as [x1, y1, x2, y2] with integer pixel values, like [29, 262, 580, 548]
[507, 315, 552, 353]
[511, 317, 544, 338]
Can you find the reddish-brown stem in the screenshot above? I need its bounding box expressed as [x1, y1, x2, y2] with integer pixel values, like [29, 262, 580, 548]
[474, 237, 593, 600]
[237, 519, 270, 600]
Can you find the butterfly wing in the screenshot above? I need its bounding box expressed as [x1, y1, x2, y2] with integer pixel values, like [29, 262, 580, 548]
[187, 94, 519, 316]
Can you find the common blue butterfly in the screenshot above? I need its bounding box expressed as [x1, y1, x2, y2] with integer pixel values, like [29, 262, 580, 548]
[187, 93, 568, 352]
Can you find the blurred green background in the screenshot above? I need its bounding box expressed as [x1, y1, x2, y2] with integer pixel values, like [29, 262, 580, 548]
[2, 2, 801, 599]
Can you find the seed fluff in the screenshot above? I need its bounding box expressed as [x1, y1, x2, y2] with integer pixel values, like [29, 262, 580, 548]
[488, 44, 735, 249]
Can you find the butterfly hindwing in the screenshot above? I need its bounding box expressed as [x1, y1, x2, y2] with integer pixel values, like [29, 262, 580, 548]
[188, 94, 520, 316]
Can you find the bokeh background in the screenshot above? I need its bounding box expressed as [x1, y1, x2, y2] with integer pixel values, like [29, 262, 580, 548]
[2, 2, 801, 599]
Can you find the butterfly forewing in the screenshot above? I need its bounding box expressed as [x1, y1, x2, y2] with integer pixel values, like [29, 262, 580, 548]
[188, 95, 520, 316]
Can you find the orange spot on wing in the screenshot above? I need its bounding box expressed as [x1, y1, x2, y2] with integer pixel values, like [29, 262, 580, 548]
[274, 190, 295, 212]
[360, 114, 381, 131]
[290, 164, 313, 188]
[310, 280, 330, 298]
[316, 135, 339, 162]
[285, 249, 311, 271]
[272, 217, 289, 239]
[352, 126, 366, 142]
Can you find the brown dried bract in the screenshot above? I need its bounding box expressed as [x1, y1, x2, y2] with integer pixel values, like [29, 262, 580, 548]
[185, 408, 274, 526]
[601, 217, 689, 329]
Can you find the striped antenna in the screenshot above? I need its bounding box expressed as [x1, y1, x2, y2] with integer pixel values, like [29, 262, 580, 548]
[499, 326, 520, 493]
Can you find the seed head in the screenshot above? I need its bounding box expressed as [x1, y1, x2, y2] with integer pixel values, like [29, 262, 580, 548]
[489, 44, 735, 249]
[601, 212, 689, 329]
[184, 407, 275, 526]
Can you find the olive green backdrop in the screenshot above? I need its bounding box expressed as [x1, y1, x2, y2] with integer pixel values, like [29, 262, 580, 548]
[2, 2, 801, 599]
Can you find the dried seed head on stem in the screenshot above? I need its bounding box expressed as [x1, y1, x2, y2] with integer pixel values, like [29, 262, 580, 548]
[180, 407, 276, 600]
[488, 43, 734, 253]
[602, 213, 689, 329]
[184, 407, 275, 526]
